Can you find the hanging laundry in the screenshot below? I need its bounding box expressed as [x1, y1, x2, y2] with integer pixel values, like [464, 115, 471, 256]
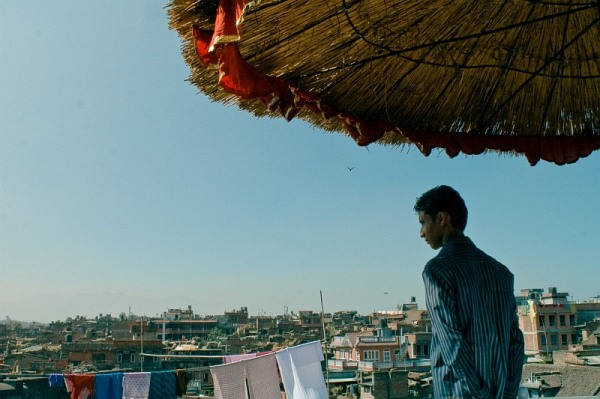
[223, 353, 257, 364]
[148, 370, 176, 399]
[212, 352, 281, 399]
[174, 369, 189, 397]
[224, 351, 274, 364]
[64, 374, 95, 399]
[275, 341, 328, 399]
[244, 353, 281, 399]
[211, 360, 248, 399]
[95, 372, 124, 399]
[48, 373, 65, 389]
[122, 372, 151, 399]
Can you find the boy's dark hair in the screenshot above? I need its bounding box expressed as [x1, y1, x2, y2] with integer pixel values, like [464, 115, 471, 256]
[414, 185, 468, 231]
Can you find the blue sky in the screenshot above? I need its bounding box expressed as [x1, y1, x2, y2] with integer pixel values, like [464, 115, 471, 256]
[1, 1, 599, 323]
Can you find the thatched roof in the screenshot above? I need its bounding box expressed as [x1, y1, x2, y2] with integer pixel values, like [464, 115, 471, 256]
[167, 0, 600, 165]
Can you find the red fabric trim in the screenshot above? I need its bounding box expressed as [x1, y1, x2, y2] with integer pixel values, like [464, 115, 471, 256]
[211, 0, 247, 49]
[191, 0, 600, 165]
[402, 131, 600, 165]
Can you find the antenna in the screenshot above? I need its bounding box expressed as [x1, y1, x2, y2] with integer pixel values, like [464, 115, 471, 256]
[320, 290, 330, 395]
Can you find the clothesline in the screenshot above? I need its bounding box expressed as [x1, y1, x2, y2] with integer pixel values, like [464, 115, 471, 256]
[140, 352, 224, 359]
[49, 341, 329, 399]
[211, 340, 328, 399]
[49, 369, 188, 399]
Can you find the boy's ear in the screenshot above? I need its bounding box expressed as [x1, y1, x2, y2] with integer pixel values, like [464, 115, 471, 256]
[438, 211, 451, 227]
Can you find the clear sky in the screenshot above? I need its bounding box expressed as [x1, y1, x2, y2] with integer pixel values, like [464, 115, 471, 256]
[1, 1, 599, 324]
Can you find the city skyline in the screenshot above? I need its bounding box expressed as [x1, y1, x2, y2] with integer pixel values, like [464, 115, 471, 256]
[1, 1, 599, 324]
[3, 286, 600, 324]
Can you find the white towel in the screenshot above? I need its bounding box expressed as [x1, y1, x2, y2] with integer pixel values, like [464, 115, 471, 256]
[275, 341, 327, 399]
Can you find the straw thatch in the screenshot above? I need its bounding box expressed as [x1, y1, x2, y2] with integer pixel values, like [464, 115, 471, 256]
[167, 0, 600, 165]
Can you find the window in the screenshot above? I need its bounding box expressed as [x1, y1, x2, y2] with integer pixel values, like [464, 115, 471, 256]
[540, 335, 547, 346]
[338, 349, 345, 359]
[415, 344, 429, 357]
[550, 335, 557, 346]
[569, 315, 576, 326]
[571, 334, 578, 344]
[363, 350, 379, 361]
[383, 349, 390, 362]
[548, 315, 556, 326]
[92, 354, 105, 364]
[559, 315, 566, 326]
[130, 354, 136, 363]
[117, 354, 123, 363]
[561, 334, 568, 345]
[538, 315, 545, 326]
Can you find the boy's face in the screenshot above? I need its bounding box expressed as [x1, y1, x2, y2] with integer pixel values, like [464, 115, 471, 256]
[418, 211, 444, 250]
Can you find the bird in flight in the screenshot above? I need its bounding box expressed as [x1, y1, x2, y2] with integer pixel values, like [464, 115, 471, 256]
[347, 166, 354, 171]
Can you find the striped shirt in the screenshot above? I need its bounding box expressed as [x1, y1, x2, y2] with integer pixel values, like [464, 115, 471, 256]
[422, 236, 524, 399]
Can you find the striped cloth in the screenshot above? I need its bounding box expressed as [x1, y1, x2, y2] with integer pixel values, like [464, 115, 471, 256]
[422, 236, 524, 399]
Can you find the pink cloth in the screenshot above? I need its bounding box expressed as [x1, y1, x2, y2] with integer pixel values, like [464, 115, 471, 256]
[122, 372, 151, 399]
[223, 353, 258, 364]
[212, 353, 280, 399]
[211, 360, 248, 399]
[223, 350, 274, 364]
[245, 353, 281, 399]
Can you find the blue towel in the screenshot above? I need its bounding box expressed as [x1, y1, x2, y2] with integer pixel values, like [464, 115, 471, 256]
[149, 370, 176, 399]
[95, 372, 124, 399]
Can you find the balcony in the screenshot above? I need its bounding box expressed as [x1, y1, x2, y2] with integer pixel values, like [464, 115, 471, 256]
[328, 358, 430, 371]
[327, 359, 359, 370]
[358, 336, 396, 343]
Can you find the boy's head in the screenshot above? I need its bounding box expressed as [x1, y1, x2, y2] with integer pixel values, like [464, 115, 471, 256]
[414, 185, 468, 232]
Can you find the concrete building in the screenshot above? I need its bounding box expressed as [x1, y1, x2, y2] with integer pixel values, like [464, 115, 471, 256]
[329, 320, 410, 372]
[518, 288, 577, 354]
[359, 370, 409, 399]
[517, 287, 600, 355]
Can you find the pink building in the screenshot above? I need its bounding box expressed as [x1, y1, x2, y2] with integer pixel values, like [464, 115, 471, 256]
[329, 321, 412, 371]
[518, 288, 579, 354]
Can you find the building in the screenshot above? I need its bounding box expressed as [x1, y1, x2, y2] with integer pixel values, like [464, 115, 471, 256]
[224, 307, 249, 326]
[517, 287, 598, 355]
[162, 306, 195, 321]
[64, 338, 164, 371]
[329, 320, 411, 372]
[131, 319, 219, 341]
[403, 331, 432, 360]
[358, 370, 409, 399]
[297, 311, 323, 335]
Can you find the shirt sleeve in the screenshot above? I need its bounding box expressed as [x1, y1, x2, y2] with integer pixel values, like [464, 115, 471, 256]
[423, 267, 491, 399]
[504, 296, 525, 399]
